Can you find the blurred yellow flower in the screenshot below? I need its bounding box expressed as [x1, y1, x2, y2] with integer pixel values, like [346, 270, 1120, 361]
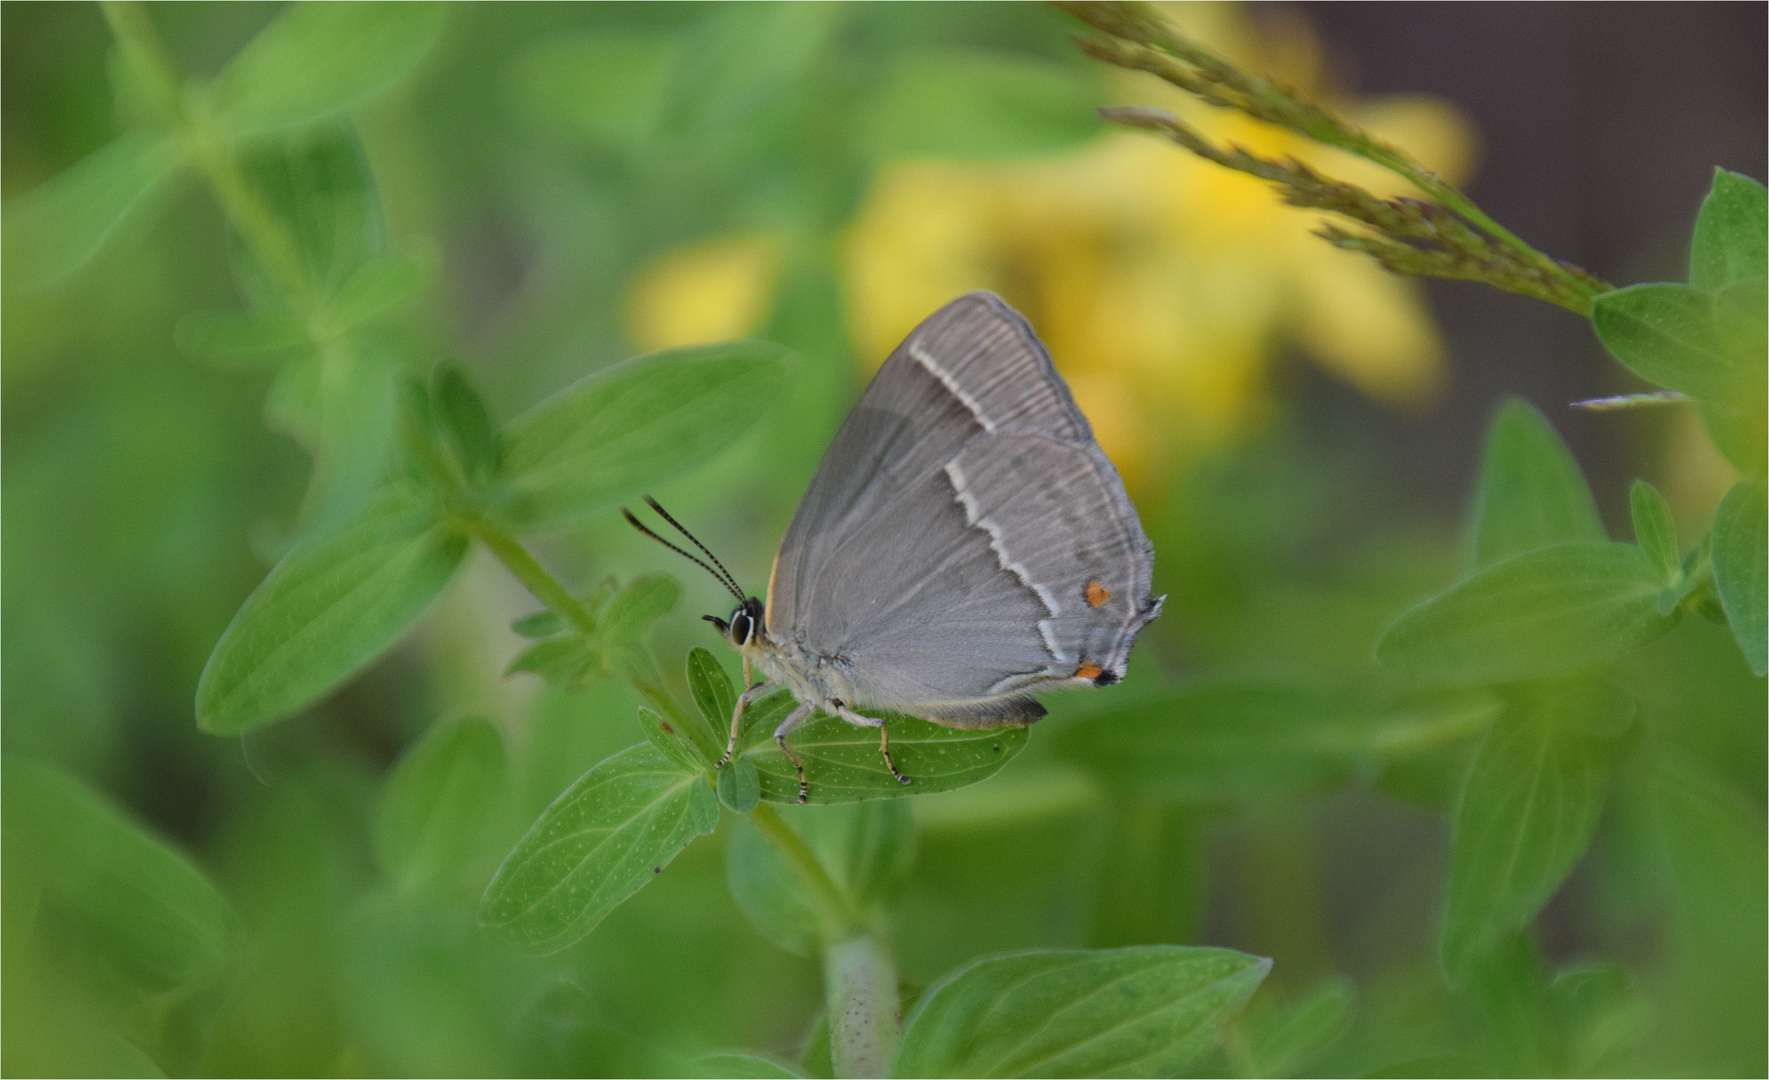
[628, 235, 781, 351]
[626, 3, 1477, 489]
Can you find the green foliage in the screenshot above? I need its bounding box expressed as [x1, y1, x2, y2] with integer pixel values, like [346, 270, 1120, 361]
[1378, 542, 1678, 685]
[751, 714, 1029, 805]
[479, 744, 717, 954]
[1712, 479, 1768, 674]
[212, 2, 449, 141]
[1629, 480, 1681, 585]
[2, 131, 183, 288]
[375, 718, 510, 898]
[1232, 977, 1357, 1079]
[196, 485, 468, 734]
[858, 49, 1102, 162]
[3, 760, 236, 995]
[496, 341, 794, 531]
[1439, 682, 1630, 979]
[1690, 169, 1768, 291]
[505, 574, 681, 689]
[1468, 400, 1606, 569]
[893, 946, 1270, 1078]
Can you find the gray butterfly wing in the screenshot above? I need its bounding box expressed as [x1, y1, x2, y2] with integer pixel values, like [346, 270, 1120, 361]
[766, 291, 1161, 725]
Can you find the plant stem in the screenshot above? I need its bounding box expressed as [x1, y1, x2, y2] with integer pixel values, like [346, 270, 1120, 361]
[748, 803, 859, 937]
[463, 519, 597, 635]
[824, 932, 902, 1080]
[100, 0, 316, 314]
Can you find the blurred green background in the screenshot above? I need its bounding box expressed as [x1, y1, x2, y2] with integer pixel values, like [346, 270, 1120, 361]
[3, 3, 1763, 1077]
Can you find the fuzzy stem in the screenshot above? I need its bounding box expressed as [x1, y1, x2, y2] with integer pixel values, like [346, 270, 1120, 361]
[824, 932, 902, 1079]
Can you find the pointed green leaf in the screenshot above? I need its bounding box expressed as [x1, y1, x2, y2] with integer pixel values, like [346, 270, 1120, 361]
[1469, 400, 1605, 569]
[328, 252, 424, 331]
[175, 308, 309, 366]
[858, 48, 1101, 163]
[639, 706, 708, 775]
[497, 341, 792, 532]
[480, 744, 711, 953]
[1690, 169, 1768, 291]
[1629, 480, 1681, 584]
[510, 609, 566, 638]
[197, 486, 467, 734]
[2, 132, 182, 287]
[1440, 683, 1629, 980]
[432, 362, 500, 484]
[895, 946, 1270, 1078]
[1711, 479, 1767, 674]
[1377, 542, 1677, 686]
[3, 760, 235, 994]
[375, 717, 508, 896]
[688, 646, 738, 740]
[751, 712, 1027, 804]
[1591, 283, 1745, 399]
[717, 755, 761, 814]
[505, 637, 596, 687]
[215, 1, 448, 140]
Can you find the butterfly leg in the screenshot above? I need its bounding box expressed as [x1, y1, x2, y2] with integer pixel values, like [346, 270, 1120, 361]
[717, 679, 780, 769]
[773, 703, 815, 804]
[835, 706, 912, 787]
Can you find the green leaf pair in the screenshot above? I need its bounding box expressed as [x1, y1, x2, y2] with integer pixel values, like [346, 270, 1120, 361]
[199, 339, 791, 737]
[505, 575, 682, 691]
[1591, 170, 1766, 477]
[1378, 401, 1682, 686]
[5, 2, 446, 290]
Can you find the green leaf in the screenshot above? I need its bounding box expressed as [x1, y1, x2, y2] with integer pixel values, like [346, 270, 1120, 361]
[725, 801, 914, 957]
[327, 252, 424, 331]
[265, 335, 402, 533]
[233, 125, 383, 309]
[1377, 542, 1677, 686]
[1468, 399, 1605, 569]
[511, 609, 566, 638]
[1235, 977, 1357, 1080]
[597, 573, 681, 670]
[196, 485, 467, 734]
[3, 760, 235, 994]
[175, 308, 309, 366]
[1590, 283, 1746, 400]
[432, 362, 500, 484]
[480, 744, 715, 953]
[1629, 480, 1681, 584]
[858, 48, 1101, 163]
[511, 32, 678, 147]
[688, 645, 739, 752]
[1053, 684, 1374, 801]
[496, 340, 792, 532]
[375, 717, 508, 896]
[693, 1054, 808, 1079]
[1690, 169, 1768, 291]
[1711, 479, 1767, 674]
[894, 946, 1270, 1078]
[214, 1, 448, 140]
[505, 637, 596, 688]
[2, 132, 183, 288]
[1439, 683, 1630, 979]
[639, 706, 708, 775]
[1703, 279, 1769, 476]
[717, 755, 761, 814]
[750, 712, 1027, 805]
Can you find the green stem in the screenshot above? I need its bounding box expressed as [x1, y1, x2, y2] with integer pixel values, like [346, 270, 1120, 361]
[463, 519, 596, 635]
[749, 803, 859, 937]
[824, 932, 902, 1080]
[100, 0, 315, 313]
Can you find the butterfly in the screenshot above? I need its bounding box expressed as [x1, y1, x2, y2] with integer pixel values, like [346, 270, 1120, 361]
[627, 291, 1161, 802]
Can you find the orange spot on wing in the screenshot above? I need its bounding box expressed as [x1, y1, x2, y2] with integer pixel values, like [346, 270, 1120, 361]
[1086, 580, 1110, 607]
[1075, 662, 1104, 680]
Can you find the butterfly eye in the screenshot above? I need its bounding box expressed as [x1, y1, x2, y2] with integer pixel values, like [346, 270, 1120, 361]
[729, 608, 753, 646]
